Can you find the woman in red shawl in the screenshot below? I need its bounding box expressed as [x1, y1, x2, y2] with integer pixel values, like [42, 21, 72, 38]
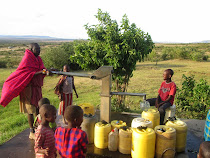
[0, 43, 50, 139]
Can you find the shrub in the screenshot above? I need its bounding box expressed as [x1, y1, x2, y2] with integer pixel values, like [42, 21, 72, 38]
[41, 42, 81, 70]
[175, 75, 210, 119]
[147, 50, 159, 63]
[0, 60, 7, 68]
[174, 47, 189, 59]
[0, 56, 21, 68]
[161, 52, 168, 60]
[161, 47, 175, 60]
[203, 55, 209, 61]
[41, 47, 69, 70]
[190, 50, 205, 61]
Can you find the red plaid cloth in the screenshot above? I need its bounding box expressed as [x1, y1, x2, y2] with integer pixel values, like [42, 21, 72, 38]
[58, 93, 72, 115]
[0, 49, 45, 107]
[54, 127, 88, 158]
[34, 125, 56, 158]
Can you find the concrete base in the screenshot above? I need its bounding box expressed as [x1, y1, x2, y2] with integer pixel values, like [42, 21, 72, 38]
[0, 112, 204, 158]
[0, 128, 35, 158]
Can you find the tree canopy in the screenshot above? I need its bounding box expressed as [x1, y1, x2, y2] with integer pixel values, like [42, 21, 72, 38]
[71, 9, 154, 106]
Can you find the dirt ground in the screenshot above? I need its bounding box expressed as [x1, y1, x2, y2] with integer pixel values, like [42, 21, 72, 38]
[182, 119, 205, 139]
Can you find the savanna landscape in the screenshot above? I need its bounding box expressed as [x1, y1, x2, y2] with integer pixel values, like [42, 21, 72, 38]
[0, 40, 210, 145]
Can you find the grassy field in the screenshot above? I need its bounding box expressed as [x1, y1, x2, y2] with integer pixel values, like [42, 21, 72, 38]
[0, 59, 210, 144]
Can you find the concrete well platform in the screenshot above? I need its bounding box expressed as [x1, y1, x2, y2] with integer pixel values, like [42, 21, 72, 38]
[0, 112, 205, 158]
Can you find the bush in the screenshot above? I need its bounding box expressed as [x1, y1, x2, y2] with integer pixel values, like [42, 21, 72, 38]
[147, 50, 159, 63]
[159, 46, 208, 61]
[61, 41, 82, 70]
[41, 47, 69, 70]
[175, 75, 210, 119]
[174, 47, 189, 59]
[0, 56, 20, 68]
[41, 42, 81, 70]
[6, 57, 21, 68]
[203, 55, 209, 61]
[0, 60, 7, 68]
[190, 50, 205, 61]
[161, 52, 168, 60]
[161, 47, 175, 60]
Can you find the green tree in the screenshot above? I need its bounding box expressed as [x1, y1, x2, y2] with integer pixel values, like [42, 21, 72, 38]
[71, 9, 154, 107]
[41, 47, 69, 70]
[41, 41, 82, 70]
[147, 49, 159, 65]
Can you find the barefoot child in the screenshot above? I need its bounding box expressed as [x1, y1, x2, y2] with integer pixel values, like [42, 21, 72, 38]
[54, 105, 88, 157]
[34, 104, 57, 158]
[33, 98, 57, 132]
[54, 65, 78, 116]
[147, 69, 176, 125]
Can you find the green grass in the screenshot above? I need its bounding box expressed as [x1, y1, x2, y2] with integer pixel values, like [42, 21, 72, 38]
[0, 59, 210, 144]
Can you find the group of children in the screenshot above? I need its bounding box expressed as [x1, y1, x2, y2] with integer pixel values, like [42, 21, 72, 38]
[33, 98, 88, 158]
[33, 64, 87, 158]
[33, 66, 209, 158]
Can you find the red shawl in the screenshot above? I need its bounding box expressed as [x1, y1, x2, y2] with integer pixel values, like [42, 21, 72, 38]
[0, 49, 45, 107]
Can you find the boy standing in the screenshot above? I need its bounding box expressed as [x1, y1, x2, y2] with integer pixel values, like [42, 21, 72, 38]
[147, 69, 176, 125]
[54, 105, 88, 158]
[34, 104, 57, 158]
[33, 98, 57, 132]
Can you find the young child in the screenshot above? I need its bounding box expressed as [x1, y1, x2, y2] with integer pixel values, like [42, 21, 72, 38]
[54, 105, 88, 158]
[147, 69, 176, 125]
[54, 65, 78, 116]
[34, 104, 57, 158]
[33, 98, 57, 131]
[197, 141, 210, 158]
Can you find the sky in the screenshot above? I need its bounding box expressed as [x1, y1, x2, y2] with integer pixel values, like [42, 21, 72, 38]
[0, 0, 209, 43]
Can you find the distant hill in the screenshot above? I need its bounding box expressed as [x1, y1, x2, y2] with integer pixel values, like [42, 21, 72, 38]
[0, 35, 76, 41]
[0, 35, 209, 43]
[200, 40, 210, 43]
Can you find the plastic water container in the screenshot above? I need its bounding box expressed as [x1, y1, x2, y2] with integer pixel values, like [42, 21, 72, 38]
[164, 104, 176, 123]
[131, 127, 156, 158]
[111, 120, 127, 130]
[94, 121, 111, 149]
[204, 109, 210, 141]
[119, 127, 132, 154]
[142, 108, 160, 129]
[78, 103, 95, 116]
[140, 100, 150, 111]
[108, 128, 119, 151]
[81, 115, 97, 144]
[165, 119, 187, 152]
[155, 125, 176, 158]
[131, 117, 153, 129]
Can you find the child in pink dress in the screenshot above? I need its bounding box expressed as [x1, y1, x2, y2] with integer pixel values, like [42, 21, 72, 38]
[55, 65, 78, 116]
[34, 104, 57, 158]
